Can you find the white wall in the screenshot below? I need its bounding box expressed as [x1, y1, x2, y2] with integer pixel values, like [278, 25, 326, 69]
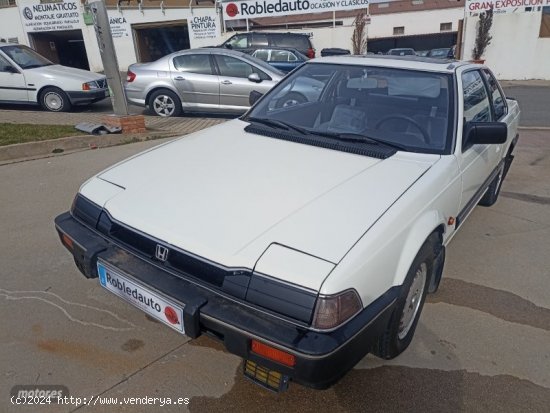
[107, 7, 220, 71]
[367, 8, 464, 38]
[463, 11, 550, 80]
[0, 6, 28, 45]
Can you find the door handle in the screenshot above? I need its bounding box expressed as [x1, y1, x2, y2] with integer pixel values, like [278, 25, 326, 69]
[221, 80, 232, 85]
[174, 76, 185, 81]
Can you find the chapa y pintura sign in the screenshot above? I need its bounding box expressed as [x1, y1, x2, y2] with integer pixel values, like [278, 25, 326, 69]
[223, 0, 369, 20]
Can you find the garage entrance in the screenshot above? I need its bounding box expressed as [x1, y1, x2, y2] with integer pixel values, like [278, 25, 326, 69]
[28, 30, 89, 70]
[133, 21, 190, 63]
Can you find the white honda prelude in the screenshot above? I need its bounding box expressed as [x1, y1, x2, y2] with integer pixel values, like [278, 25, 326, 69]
[55, 55, 519, 391]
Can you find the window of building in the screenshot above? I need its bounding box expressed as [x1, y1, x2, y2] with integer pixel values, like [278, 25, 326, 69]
[0, 0, 16, 7]
[540, 6, 550, 38]
[440, 22, 452, 32]
[393, 26, 405, 35]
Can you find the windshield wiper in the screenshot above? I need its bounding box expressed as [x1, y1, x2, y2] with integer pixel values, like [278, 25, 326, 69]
[312, 131, 407, 151]
[247, 116, 309, 135]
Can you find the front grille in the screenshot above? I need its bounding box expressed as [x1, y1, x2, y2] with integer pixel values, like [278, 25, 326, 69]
[97, 211, 246, 288]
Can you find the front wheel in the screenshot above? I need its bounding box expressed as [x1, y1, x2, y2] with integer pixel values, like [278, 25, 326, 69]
[39, 87, 72, 112]
[372, 235, 436, 359]
[149, 89, 182, 117]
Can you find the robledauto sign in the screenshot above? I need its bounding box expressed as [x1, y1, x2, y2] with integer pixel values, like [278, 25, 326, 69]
[223, 0, 369, 20]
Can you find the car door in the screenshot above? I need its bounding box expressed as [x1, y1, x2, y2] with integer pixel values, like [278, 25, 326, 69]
[456, 69, 504, 214]
[213, 54, 275, 110]
[170, 53, 219, 110]
[0, 52, 28, 102]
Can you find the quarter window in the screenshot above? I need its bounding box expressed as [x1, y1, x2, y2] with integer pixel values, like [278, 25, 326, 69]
[482, 69, 507, 120]
[173, 54, 213, 75]
[462, 70, 492, 123]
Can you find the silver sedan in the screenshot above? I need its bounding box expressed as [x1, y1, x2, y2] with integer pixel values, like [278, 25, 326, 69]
[125, 48, 285, 117]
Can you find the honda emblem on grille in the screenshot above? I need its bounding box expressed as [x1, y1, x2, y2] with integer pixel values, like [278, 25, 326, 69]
[155, 244, 169, 262]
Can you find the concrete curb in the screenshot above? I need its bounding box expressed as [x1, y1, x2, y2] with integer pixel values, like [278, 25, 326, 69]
[518, 126, 550, 131]
[0, 130, 176, 165]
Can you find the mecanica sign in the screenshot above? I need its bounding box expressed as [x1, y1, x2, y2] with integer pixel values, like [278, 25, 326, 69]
[223, 0, 369, 20]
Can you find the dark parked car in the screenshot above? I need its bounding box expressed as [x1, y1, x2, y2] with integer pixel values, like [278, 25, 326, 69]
[247, 47, 308, 73]
[427, 48, 453, 59]
[221, 32, 316, 58]
[387, 48, 416, 56]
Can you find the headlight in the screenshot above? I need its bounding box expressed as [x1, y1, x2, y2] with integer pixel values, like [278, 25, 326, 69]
[312, 289, 362, 330]
[82, 81, 99, 91]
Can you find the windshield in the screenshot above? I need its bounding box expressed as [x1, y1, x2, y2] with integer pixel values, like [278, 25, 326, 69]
[246, 63, 454, 154]
[2, 45, 52, 69]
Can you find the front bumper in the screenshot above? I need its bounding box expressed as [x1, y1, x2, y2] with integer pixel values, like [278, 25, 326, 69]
[54, 211, 397, 389]
[67, 89, 109, 105]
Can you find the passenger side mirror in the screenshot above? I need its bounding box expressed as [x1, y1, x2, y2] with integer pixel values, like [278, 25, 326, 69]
[248, 73, 261, 83]
[463, 121, 507, 149]
[249, 90, 263, 106]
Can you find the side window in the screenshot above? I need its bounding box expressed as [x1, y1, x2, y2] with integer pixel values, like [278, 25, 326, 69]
[226, 34, 248, 49]
[252, 50, 269, 61]
[215, 55, 255, 78]
[250, 33, 268, 47]
[173, 54, 213, 75]
[462, 70, 492, 123]
[271, 50, 290, 62]
[482, 69, 507, 120]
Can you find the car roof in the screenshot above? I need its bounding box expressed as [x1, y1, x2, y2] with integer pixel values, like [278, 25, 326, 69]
[309, 54, 472, 73]
[229, 31, 310, 37]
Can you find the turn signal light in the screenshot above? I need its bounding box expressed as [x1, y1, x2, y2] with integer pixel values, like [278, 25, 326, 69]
[307, 48, 315, 59]
[312, 289, 362, 330]
[251, 340, 296, 367]
[61, 233, 74, 251]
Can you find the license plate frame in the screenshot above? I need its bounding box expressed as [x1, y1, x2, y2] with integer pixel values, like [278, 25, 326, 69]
[97, 260, 185, 334]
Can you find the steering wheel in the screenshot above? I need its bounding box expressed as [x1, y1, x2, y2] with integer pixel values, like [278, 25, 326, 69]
[374, 115, 430, 144]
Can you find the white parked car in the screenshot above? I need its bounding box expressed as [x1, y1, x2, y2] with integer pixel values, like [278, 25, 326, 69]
[55, 56, 519, 391]
[0, 43, 108, 112]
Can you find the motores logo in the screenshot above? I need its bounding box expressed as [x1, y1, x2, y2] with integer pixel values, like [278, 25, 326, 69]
[23, 7, 33, 20]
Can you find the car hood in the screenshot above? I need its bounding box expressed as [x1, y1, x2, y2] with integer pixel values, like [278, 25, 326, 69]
[92, 119, 437, 275]
[26, 64, 104, 82]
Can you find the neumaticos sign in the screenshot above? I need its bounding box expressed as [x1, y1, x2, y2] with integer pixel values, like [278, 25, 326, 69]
[223, 0, 369, 20]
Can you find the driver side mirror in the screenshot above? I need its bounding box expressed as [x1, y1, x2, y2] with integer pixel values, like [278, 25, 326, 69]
[463, 121, 507, 150]
[248, 73, 262, 83]
[249, 90, 263, 106]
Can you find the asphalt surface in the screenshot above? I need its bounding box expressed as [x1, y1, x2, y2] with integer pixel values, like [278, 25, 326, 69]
[1, 129, 549, 412]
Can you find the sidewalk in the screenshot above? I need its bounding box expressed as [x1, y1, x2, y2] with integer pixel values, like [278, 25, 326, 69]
[0, 108, 228, 136]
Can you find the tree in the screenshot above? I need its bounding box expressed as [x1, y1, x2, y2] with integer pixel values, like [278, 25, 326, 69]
[351, 11, 368, 55]
[472, 8, 493, 60]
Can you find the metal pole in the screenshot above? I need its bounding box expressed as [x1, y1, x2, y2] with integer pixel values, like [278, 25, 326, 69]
[89, 0, 129, 116]
[333, 11, 336, 28]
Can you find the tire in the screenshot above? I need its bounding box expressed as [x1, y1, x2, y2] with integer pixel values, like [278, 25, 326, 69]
[149, 89, 182, 117]
[372, 234, 437, 359]
[39, 87, 72, 112]
[479, 162, 504, 207]
[276, 92, 307, 108]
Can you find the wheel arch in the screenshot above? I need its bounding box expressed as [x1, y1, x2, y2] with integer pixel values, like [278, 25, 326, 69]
[392, 211, 446, 288]
[145, 85, 180, 107]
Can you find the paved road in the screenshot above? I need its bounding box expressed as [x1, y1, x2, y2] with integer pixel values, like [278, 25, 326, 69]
[1, 131, 549, 412]
[502, 83, 550, 127]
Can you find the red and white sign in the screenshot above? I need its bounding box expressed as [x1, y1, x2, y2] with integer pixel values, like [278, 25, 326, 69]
[466, 0, 550, 13]
[223, 0, 369, 21]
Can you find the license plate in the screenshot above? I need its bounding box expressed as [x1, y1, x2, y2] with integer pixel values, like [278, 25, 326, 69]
[97, 261, 185, 334]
